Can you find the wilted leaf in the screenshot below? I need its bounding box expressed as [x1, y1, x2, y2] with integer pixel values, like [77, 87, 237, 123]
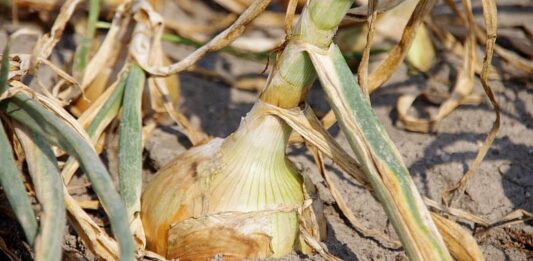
[367, 0, 436, 92]
[431, 213, 484, 261]
[141, 0, 272, 76]
[64, 189, 120, 260]
[307, 43, 451, 260]
[30, 0, 83, 70]
[441, 0, 500, 207]
[307, 144, 401, 249]
[79, 1, 131, 90]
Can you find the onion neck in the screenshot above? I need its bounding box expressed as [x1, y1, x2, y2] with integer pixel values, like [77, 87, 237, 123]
[259, 0, 354, 108]
[222, 104, 291, 162]
[211, 104, 303, 213]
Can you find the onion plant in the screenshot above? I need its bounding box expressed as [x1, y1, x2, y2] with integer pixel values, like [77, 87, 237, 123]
[0, 0, 503, 260]
[141, 0, 451, 260]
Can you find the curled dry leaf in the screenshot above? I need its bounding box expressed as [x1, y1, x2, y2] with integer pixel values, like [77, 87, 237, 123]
[443, 0, 533, 75]
[30, 0, 83, 71]
[367, 0, 436, 93]
[2, 54, 31, 81]
[297, 200, 343, 261]
[441, 0, 500, 207]
[64, 186, 120, 261]
[142, 0, 272, 76]
[356, 0, 378, 99]
[130, 1, 164, 70]
[396, 0, 475, 133]
[424, 198, 490, 227]
[431, 213, 485, 261]
[130, 0, 180, 113]
[77, 0, 131, 99]
[307, 144, 402, 249]
[372, 0, 436, 72]
[266, 103, 499, 253]
[488, 209, 533, 229]
[292, 0, 439, 140]
[130, 1, 207, 145]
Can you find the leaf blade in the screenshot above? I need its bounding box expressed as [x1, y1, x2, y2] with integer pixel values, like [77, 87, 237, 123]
[1, 93, 135, 260]
[118, 64, 145, 241]
[15, 125, 66, 261]
[0, 122, 38, 245]
[307, 44, 452, 260]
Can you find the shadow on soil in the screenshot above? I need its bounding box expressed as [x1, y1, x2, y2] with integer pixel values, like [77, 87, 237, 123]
[369, 63, 533, 215]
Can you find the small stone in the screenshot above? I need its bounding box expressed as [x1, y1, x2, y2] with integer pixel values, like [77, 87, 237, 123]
[498, 163, 512, 175]
[440, 154, 451, 162]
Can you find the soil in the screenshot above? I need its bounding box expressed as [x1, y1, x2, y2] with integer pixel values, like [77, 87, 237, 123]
[0, 0, 532, 260]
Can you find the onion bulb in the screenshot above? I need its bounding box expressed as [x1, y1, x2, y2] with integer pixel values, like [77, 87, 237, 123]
[141, 103, 316, 260]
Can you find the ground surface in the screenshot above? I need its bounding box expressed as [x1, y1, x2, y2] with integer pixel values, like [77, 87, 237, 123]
[0, 0, 532, 260]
